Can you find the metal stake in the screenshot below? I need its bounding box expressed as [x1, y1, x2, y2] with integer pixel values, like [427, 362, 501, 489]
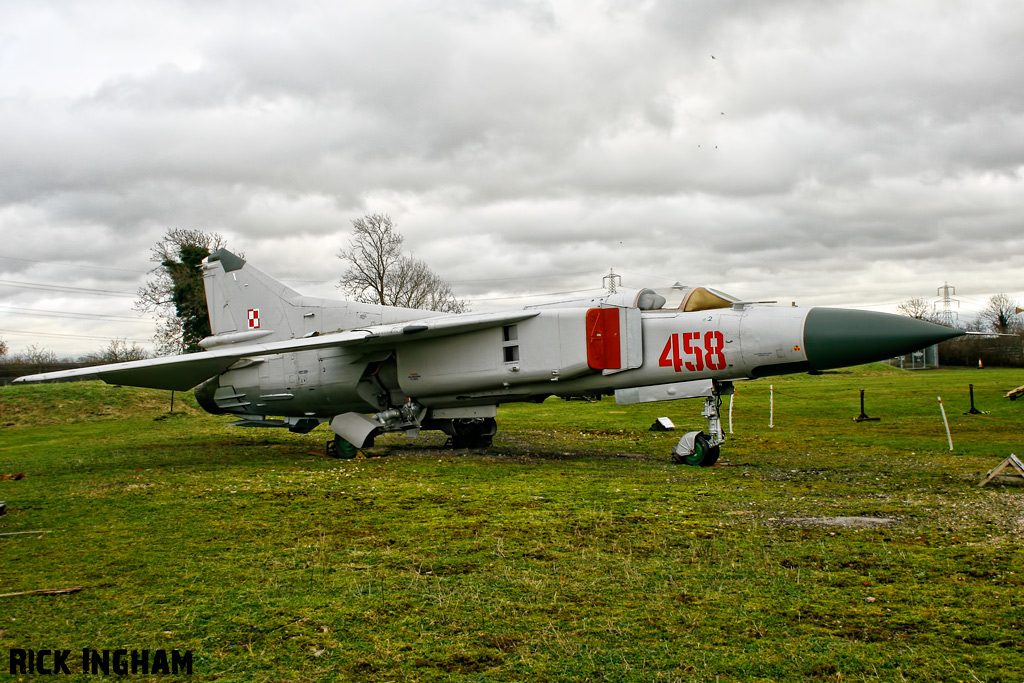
[854, 389, 880, 422]
[965, 384, 981, 415]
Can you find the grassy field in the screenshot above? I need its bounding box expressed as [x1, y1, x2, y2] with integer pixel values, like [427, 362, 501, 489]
[1, 366, 1022, 682]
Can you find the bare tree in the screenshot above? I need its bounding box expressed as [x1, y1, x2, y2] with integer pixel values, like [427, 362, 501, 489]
[22, 344, 58, 365]
[979, 293, 1022, 335]
[79, 338, 149, 364]
[961, 317, 986, 333]
[337, 214, 404, 305]
[897, 297, 936, 321]
[135, 228, 230, 355]
[338, 214, 468, 313]
[0, 337, 8, 358]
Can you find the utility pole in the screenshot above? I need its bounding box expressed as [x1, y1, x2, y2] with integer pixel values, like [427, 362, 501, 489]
[935, 282, 959, 326]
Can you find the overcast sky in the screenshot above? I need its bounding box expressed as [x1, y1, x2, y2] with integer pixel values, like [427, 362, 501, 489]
[2, 0, 1022, 357]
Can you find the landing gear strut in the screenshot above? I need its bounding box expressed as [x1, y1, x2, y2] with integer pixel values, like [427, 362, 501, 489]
[672, 381, 730, 467]
[448, 417, 497, 449]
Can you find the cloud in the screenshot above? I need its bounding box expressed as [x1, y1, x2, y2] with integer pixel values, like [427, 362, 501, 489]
[1, 0, 1023, 355]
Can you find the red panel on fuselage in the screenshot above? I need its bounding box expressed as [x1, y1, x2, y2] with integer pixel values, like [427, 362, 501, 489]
[586, 308, 621, 369]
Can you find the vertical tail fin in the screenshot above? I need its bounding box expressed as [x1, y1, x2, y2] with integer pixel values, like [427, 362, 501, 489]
[200, 249, 305, 347]
[200, 249, 447, 349]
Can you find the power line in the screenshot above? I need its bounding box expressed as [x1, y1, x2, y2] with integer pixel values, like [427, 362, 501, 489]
[449, 271, 595, 284]
[0, 306, 156, 323]
[470, 288, 603, 302]
[283, 271, 600, 287]
[0, 328, 151, 344]
[0, 279, 137, 297]
[0, 255, 148, 274]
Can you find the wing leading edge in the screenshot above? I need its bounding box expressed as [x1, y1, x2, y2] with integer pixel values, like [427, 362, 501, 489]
[14, 310, 541, 391]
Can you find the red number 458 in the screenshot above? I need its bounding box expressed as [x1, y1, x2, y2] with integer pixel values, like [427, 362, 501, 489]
[659, 331, 726, 372]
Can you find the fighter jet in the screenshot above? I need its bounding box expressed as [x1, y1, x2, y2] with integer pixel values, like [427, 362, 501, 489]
[15, 250, 963, 465]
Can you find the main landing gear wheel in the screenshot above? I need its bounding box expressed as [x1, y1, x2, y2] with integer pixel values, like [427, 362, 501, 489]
[327, 435, 359, 459]
[672, 432, 720, 467]
[449, 417, 497, 449]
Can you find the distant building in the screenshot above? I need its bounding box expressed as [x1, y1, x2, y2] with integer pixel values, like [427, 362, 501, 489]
[886, 344, 940, 370]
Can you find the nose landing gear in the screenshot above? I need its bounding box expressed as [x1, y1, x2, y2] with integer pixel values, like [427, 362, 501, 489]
[671, 382, 729, 467]
[672, 430, 720, 467]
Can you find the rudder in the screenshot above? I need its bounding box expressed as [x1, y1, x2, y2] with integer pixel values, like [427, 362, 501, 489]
[201, 249, 305, 347]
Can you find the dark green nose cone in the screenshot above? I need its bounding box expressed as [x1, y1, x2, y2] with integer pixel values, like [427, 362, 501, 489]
[804, 308, 965, 371]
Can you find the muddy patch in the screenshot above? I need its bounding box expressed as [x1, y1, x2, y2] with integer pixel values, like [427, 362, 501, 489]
[772, 516, 898, 528]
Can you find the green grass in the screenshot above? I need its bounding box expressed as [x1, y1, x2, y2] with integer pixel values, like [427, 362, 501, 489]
[1, 366, 1023, 682]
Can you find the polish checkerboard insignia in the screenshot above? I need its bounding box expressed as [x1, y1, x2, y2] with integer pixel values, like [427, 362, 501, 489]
[247, 308, 260, 329]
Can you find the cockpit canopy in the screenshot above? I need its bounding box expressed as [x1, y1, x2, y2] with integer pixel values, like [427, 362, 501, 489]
[525, 283, 742, 313]
[636, 285, 739, 312]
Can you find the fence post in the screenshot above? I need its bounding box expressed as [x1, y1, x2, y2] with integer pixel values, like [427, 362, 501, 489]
[938, 397, 953, 451]
[728, 393, 734, 434]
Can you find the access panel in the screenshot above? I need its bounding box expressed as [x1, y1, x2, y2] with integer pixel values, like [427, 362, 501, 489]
[586, 308, 621, 369]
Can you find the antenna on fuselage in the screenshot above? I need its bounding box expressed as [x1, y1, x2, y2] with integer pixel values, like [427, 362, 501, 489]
[603, 268, 621, 294]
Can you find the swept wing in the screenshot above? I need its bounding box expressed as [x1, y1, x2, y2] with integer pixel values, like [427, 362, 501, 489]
[14, 310, 540, 391]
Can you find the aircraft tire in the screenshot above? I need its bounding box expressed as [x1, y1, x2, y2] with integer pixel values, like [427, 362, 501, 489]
[674, 432, 720, 467]
[450, 433, 494, 449]
[450, 418, 496, 449]
[329, 435, 359, 459]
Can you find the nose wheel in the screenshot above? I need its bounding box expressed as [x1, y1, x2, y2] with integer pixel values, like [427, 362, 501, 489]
[672, 431, 720, 466]
[671, 385, 728, 466]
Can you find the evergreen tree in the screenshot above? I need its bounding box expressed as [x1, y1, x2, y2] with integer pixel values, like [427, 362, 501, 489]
[135, 229, 230, 354]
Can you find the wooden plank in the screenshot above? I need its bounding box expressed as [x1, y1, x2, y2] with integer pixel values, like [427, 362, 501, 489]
[0, 586, 82, 598]
[979, 454, 1024, 487]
